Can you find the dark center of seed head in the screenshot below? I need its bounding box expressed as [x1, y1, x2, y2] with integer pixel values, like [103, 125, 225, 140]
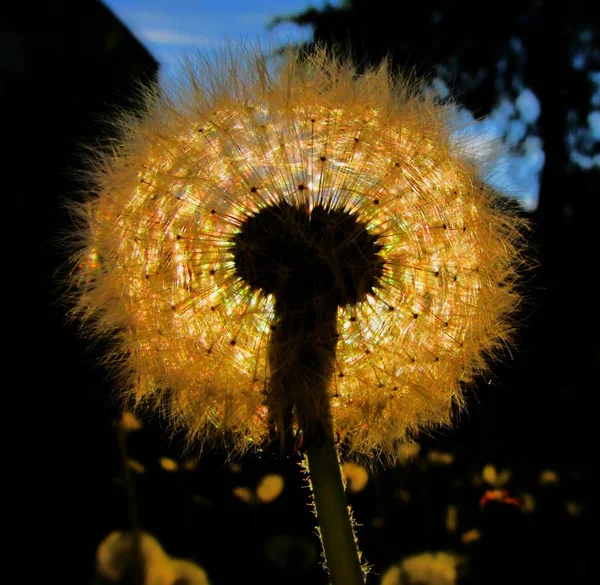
[232, 202, 384, 308]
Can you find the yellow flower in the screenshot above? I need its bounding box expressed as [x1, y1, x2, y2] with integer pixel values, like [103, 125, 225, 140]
[256, 473, 285, 503]
[342, 462, 369, 493]
[70, 45, 525, 461]
[96, 531, 210, 585]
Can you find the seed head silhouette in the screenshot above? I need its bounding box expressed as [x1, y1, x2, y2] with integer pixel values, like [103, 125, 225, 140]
[70, 46, 525, 461]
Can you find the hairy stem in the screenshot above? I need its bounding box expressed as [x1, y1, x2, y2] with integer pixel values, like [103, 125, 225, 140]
[306, 441, 365, 585]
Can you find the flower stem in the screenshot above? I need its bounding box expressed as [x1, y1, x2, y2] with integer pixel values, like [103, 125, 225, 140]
[267, 300, 364, 583]
[305, 441, 365, 585]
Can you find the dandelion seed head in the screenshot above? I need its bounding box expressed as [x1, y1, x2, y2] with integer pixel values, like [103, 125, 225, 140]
[70, 45, 526, 461]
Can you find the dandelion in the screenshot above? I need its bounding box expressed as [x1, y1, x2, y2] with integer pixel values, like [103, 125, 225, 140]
[71, 45, 523, 458]
[69, 44, 525, 584]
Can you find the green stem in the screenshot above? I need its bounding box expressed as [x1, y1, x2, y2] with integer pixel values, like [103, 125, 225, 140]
[305, 442, 365, 585]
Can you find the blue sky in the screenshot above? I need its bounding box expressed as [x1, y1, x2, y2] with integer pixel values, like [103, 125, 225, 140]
[102, 1, 600, 212]
[104, 0, 322, 71]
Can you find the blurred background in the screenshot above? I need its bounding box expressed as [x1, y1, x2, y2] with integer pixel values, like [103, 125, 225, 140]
[4, 1, 598, 583]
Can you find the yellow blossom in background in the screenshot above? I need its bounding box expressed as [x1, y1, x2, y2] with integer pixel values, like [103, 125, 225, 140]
[380, 565, 402, 585]
[482, 463, 511, 487]
[256, 473, 285, 502]
[342, 462, 369, 493]
[565, 500, 583, 516]
[182, 458, 199, 471]
[232, 486, 254, 503]
[397, 441, 421, 464]
[380, 551, 460, 585]
[396, 489, 412, 503]
[460, 528, 481, 544]
[232, 474, 285, 503]
[70, 45, 526, 460]
[96, 531, 209, 585]
[400, 551, 459, 585]
[519, 492, 536, 514]
[427, 450, 455, 465]
[445, 505, 458, 533]
[159, 457, 179, 472]
[119, 411, 142, 431]
[170, 559, 211, 585]
[539, 469, 560, 485]
[127, 459, 145, 474]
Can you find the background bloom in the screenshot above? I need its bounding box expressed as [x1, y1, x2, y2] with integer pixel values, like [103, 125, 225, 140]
[71, 46, 524, 460]
[96, 531, 210, 585]
[380, 551, 460, 585]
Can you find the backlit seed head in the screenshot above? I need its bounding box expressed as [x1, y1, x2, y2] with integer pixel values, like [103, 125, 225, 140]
[69, 45, 526, 461]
